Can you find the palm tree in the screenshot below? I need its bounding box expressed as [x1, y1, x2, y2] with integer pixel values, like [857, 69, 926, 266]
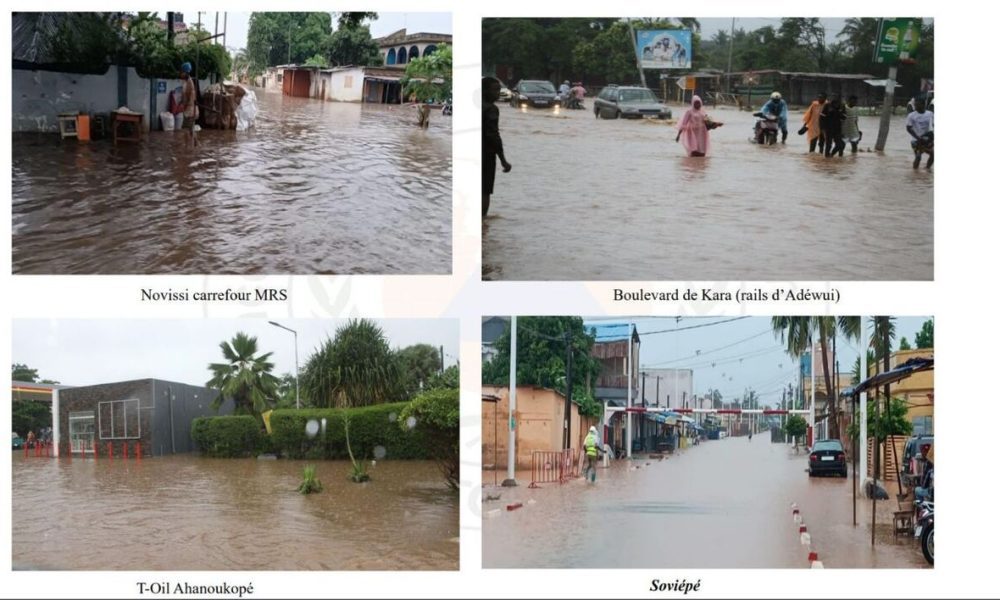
[206, 332, 280, 421]
[301, 319, 404, 408]
[772, 316, 838, 436]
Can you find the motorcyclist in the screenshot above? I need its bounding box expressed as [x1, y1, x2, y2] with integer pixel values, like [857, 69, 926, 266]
[570, 81, 586, 109]
[559, 80, 571, 98]
[760, 91, 789, 143]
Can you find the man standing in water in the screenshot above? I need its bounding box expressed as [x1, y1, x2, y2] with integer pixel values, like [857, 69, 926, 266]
[180, 62, 198, 147]
[843, 95, 862, 154]
[482, 77, 512, 217]
[800, 93, 827, 153]
[906, 98, 934, 169]
[583, 426, 604, 482]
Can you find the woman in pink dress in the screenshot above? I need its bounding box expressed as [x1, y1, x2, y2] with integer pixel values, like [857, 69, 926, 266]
[675, 95, 719, 157]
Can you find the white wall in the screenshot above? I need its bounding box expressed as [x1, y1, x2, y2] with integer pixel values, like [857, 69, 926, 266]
[329, 68, 364, 102]
[13, 66, 209, 133]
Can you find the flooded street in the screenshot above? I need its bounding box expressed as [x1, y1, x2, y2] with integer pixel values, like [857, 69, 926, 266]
[483, 104, 932, 280]
[12, 454, 458, 570]
[483, 435, 927, 568]
[12, 91, 451, 274]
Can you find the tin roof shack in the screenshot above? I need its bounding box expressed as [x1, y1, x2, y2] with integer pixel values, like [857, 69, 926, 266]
[57, 379, 230, 457]
[728, 70, 876, 108]
[281, 65, 317, 98]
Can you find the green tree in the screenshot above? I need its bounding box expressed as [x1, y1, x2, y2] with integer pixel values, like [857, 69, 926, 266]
[914, 319, 934, 349]
[402, 44, 453, 102]
[13, 400, 52, 436]
[337, 12, 378, 30]
[482, 317, 604, 418]
[206, 332, 280, 422]
[304, 53, 329, 67]
[427, 364, 459, 390]
[399, 388, 459, 490]
[783, 414, 808, 443]
[301, 319, 404, 408]
[12, 363, 40, 382]
[323, 25, 382, 67]
[246, 12, 332, 71]
[848, 397, 913, 442]
[899, 337, 912, 351]
[396, 344, 442, 397]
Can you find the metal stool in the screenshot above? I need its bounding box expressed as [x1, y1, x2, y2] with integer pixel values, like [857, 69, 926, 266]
[58, 112, 79, 139]
[892, 510, 914, 538]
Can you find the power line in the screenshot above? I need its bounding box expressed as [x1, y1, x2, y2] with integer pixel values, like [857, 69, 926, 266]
[641, 327, 774, 367]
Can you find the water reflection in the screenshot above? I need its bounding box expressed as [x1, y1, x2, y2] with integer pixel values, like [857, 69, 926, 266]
[12, 91, 452, 274]
[12, 454, 458, 570]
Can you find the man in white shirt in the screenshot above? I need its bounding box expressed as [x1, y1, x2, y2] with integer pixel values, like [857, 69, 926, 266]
[906, 98, 934, 169]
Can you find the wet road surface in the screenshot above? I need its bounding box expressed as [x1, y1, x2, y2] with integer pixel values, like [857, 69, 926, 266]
[482, 434, 927, 568]
[483, 104, 932, 280]
[12, 91, 452, 274]
[13, 454, 458, 570]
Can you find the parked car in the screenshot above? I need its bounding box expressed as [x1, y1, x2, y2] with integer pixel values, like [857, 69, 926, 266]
[808, 439, 848, 477]
[594, 85, 672, 120]
[510, 80, 560, 108]
[12, 432, 24, 450]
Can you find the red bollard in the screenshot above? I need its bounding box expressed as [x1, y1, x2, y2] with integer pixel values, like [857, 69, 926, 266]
[24, 443, 28, 458]
[107, 442, 113, 460]
[66, 442, 72, 461]
[135, 442, 142, 461]
[35, 442, 42, 457]
[123, 442, 128, 460]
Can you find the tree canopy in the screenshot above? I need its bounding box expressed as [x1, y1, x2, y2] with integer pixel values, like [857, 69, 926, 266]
[245, 12, 383, 75]
[301, 319, 404, 408]
[482, 317, 603, 418]
[914, 319, 934, 349]
[206, 332, 280, 422]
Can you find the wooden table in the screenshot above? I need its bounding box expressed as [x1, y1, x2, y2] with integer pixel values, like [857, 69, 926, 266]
[111, 112, 143, 145]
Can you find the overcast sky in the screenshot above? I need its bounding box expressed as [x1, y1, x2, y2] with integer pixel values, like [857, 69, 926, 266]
[177, 12, 452, 55]
[13, 319, 458, 388]
[581, 316, 931, 406]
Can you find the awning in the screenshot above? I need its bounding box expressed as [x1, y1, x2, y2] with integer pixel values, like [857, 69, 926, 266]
[842, 357, 934, 398]
[864, 79, 903, 89]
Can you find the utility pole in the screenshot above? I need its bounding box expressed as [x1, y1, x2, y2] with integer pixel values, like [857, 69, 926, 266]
[440, 345, 445, 375]
[626, 18, 647, 88]
[859, 316, 869, 495]
[726, 17, 735, 93]
[656, 376, 660, 407]
[563, 332, 573, 450]
[503, 317, 518, 487]
[626, 322, 633, 459]
[875, 20, 897, 152]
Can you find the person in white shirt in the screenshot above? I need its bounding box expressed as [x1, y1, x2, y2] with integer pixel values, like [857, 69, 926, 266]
[905, 98, 934, 169]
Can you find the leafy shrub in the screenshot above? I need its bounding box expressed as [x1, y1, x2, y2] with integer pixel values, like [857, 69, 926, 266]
[298, 465, 323, 494]
[399, 388, 459, 490]
[191, 415, 262, 457]
[269, 403, 429, 460]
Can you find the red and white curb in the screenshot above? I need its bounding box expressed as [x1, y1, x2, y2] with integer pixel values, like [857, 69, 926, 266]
[791, 502, 824, 568]
[485, 498, 536, 519]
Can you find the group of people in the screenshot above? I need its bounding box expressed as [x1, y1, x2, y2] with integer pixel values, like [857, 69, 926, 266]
[558, 80, 587, 109]
[799, 92, 865, 157]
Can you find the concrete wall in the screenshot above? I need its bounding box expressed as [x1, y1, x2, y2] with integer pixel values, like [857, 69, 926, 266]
[329, 68, 364, 102]
[13, 66, 209, 133]
[482, 385, 583, 470]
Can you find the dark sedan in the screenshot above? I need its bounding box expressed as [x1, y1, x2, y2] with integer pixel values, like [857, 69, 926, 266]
[510, 80, 561, 108]
[809, 439, 847, 477]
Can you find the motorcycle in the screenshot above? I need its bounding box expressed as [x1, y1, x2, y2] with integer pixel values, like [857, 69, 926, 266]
[751, 112, 779, 145]
[558, 91, 585, 110]
[914, 499, 934, 565]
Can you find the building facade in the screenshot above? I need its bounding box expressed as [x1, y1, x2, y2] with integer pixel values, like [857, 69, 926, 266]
[56, 379, 229, 457]
[375, 29, 451, 66]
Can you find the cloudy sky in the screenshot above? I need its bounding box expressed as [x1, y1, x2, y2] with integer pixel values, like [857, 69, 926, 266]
[584, 316, 931, 406]
[175, 11, 452, 54]
[13, 319, 458, 387]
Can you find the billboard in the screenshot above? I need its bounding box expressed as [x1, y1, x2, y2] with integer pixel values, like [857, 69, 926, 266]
[637, 29, 692, 70]
[874, 18, 922, 64]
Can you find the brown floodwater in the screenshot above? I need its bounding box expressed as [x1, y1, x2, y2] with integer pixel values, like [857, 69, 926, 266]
[12, 454, 458, 570]
[482, 435, 927, 568]
[12, 91, 452, 274]
[483, 104, 932, 280]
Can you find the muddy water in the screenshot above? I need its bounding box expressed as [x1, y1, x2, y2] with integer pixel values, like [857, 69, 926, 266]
[482, 435, 926, 568]
[12, 91, 451, 274]
[483, 105, 932, 280]
[12, 454, 458, 570]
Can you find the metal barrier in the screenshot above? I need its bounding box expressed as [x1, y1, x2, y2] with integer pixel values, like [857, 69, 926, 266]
[529, 449, 577, 488]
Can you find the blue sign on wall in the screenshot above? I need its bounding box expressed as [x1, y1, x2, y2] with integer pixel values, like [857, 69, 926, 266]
[157, 81, 167, 93]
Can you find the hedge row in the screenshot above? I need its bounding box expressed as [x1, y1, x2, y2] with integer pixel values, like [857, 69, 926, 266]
[270, 403, 433, 460]
[191, 415, 262, 458]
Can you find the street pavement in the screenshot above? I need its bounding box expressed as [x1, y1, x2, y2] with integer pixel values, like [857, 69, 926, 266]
[483, 434, 927, 568]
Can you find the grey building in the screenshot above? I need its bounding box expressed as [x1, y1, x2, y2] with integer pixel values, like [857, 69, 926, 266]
[56, 379, 231, 457]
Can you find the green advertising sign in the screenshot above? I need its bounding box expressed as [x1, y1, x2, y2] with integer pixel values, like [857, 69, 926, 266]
[874, 18, 922, 64]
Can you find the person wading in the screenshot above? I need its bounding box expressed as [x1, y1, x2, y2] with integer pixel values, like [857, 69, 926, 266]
[800, 93, 827, 153]
[583, 426, 605, 482]
[675, 95, 720, 157]
[906, 98, 934, 169]
[482, 77, 512, 217]
[180, 62, 199, 147]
